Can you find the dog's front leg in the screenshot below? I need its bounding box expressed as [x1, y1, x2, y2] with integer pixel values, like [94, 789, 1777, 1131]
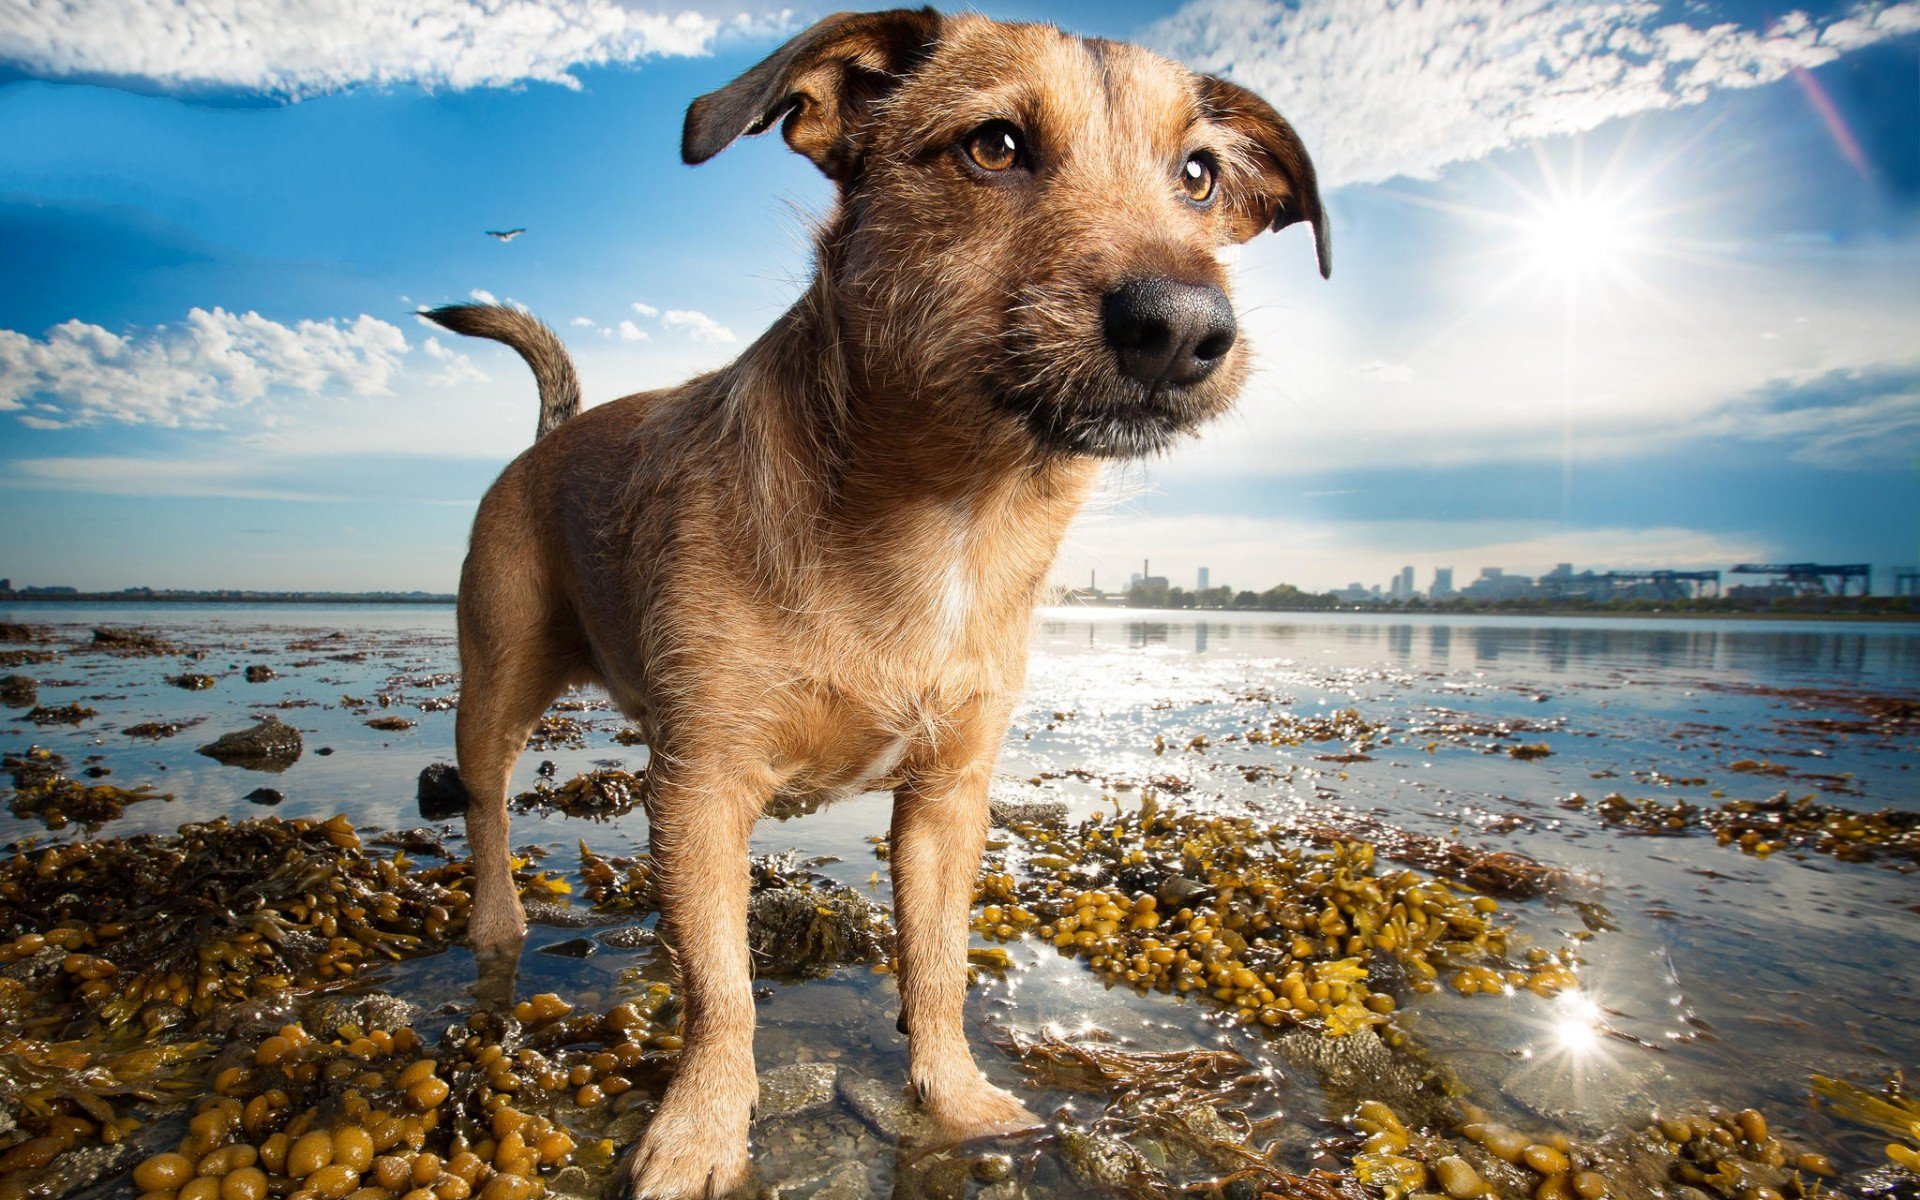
[891, 757, 1040, 1140]
[623, 767, 762, 1199]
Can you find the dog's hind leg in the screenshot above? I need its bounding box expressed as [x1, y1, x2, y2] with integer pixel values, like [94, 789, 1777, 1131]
[455, 526, 576, 976]
[891, 726, 1042, 1140]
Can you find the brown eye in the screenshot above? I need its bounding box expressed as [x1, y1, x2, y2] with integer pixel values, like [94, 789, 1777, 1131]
[1180, 153, 1217, 204]
[962, 121, 1024, 173]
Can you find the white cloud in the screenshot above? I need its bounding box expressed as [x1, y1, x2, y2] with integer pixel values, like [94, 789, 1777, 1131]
[5, 456, 347, 502]
[631, 302, 660, 318]
[0, 1, 796, 100]
[421, 336, 486, 386]
[468, 289, 498, 305]
[1355, 360, 1413, 384]
[660, 308, 737, 344]
[0, 308, 411, 429]
[616, 319, 650, 343]
[1150, 0, 1920, 188]
[570, 316, 597, 328]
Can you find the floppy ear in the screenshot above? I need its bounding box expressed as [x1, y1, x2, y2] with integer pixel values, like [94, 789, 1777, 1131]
[682, 8, 944, 183]
[1197, 75, 1331, 279]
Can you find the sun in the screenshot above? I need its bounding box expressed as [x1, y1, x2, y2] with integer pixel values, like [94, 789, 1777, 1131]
[1522, 192, 1634, 279]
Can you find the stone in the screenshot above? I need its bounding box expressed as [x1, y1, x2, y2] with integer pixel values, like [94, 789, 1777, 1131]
[0, 674, 37, 708]
[417, 762, 469, 819]
[245, 787, 285, 805]
[536, 937, 597, 958]
[988, 779, 1067, 827]
[837, 1071, 937, 1144]
[196, 717, 302, 771]
[757, 1063, 839, 1122]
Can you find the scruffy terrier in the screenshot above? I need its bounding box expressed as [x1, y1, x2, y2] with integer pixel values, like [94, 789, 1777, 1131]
[427, 8, 1327, 1196]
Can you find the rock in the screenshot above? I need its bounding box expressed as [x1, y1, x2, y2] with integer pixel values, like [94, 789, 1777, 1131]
[304, 992, 417, 1037]
[544, 1165, 595, 1200]
[1274, 1026, 1454, 1133]
[596, 925, 656, 950]
[417, 762, 470, 819]
[988, 779, 1067, 827]
[836, 1072, 937, 1144]
[0, 674, 37, 708]
[1159, 875, 1209, 904]
[775, 1161, 869, 1200]
[245, 787, 285, 805]
[19, 1138, 126, 1198]
[757, 1063, 839, 1122]
[537, 937, 597, 958]
[1058, 1128, 1153, 1190]
[245, 665, 276, 682]
[523, 900, 622, 929]
[197, 717, 302, 771]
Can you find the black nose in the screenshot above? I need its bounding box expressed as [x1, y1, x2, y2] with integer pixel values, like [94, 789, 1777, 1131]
[1102, 278, 1237, 388]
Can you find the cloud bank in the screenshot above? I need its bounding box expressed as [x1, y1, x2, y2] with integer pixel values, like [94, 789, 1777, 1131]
[1150, 0, 1920, 188]
[1, 0, 792, 100]
[0, 308, 425, 429]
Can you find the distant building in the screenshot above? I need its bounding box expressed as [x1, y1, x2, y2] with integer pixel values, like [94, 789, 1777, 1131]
[1197, 566, 1210, 591]
[1430, 567, 1455, 600]
[1129, 559, 1168, 590]
[1331, 581, 1374, 603]
[1462, 567, 1533, 601]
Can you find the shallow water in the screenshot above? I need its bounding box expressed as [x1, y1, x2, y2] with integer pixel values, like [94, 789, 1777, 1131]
[3, 603, 1917, 1194]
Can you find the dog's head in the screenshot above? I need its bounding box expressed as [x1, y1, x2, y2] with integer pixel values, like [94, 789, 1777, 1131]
[685, 8, 1328, 459]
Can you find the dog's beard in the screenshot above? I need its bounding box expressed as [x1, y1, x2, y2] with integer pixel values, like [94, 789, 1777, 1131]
[990, 380, 1212, 459]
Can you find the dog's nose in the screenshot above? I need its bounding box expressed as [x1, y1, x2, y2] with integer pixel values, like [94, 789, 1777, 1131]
[1102, 278, 1237, 388]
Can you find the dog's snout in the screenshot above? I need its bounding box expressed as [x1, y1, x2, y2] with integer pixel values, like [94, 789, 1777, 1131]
[1101, 278, 1237, 388]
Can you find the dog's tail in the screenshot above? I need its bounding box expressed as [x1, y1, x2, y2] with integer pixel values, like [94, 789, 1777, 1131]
[421, 303, 581, 440]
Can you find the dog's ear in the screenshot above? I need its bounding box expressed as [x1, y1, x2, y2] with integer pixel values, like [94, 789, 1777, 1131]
[1198, 75, 1331, 279]
[682, 8, 944, 182]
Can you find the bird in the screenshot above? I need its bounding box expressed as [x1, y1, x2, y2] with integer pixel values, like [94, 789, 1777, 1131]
[485, 228, 525, 243]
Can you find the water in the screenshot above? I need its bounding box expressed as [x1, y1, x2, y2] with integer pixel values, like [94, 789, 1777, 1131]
[4, 603, 1917, 1190]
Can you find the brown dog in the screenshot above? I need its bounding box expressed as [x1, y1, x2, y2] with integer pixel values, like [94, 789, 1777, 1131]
[426, 8, 1326, 1196]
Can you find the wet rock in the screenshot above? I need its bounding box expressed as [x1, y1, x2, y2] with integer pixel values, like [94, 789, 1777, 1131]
[418, 762, 470, 819]
[89, 626, 176, 656]
[773, 1161, 869, 1200]
[245, 665, 276, 683]
[1058, 1127, 1154, 1189]
[596, 925, 655, 950]
[1274, 1026, 1454, 1132]
[167, 672, 216, 690]
[537, 936, 597, 958]
[0, 674, 37, 708]
[543, 1165, 595, 1200]
[197, 717, 302, 771]
[758, 1063, 839, 1122]
[16, 1137, 127, 1199]
[245, 787, 285, 805]
[837, 1072, 937, 1144]
[523, 899, 622, 929]
[988, 780, 1067, 827]
[303, 992, 417, 1037]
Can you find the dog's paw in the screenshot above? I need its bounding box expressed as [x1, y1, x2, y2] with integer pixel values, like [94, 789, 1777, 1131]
[917, 1070, 1041, 1141]
[620, 1088, 753, 1199]
[467, 896, 528, 958]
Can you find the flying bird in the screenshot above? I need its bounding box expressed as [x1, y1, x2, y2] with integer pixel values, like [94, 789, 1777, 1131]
[485, 228, 525, 243]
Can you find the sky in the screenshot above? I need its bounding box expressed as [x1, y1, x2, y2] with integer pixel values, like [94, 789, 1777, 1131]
[1, 0, 1916, 596]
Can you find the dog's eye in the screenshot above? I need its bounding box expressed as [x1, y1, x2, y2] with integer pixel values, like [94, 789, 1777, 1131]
[962, 121, 1025, 173]
[1180, 153, 1217, 204]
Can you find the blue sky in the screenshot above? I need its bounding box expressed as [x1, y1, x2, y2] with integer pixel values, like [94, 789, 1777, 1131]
[2, 0, 1916, 594]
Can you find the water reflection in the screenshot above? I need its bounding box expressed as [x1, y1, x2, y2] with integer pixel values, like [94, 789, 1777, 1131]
[1036, 609, 1920, 686]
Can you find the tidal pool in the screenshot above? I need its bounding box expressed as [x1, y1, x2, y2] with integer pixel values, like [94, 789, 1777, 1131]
[2, 604, 1915, 1199]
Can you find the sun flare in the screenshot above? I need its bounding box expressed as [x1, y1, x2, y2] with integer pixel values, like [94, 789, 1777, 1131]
[1523, 193, 1633, 278]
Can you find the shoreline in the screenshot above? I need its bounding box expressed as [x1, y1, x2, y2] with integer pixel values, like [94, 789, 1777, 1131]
[3, 594, 1917, 622]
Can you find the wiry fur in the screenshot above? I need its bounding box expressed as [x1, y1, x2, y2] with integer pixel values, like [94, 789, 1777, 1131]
[433, 11, 1326, 1198]
[422, 303, 581, 439]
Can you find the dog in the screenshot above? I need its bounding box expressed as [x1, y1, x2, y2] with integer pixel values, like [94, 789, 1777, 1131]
[426, 8, 1327, 1196]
